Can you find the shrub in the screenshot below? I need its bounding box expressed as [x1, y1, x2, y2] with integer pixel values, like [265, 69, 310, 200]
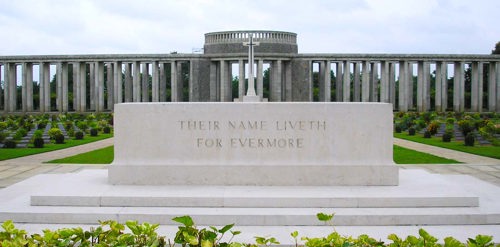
[465, 132, 475, 146]
[90, 128, 98, 136]
[48, 128, 63, 140]
[37, 122, 47, 130]
[64, 121, 74, 131]
[103, 126, 111, 134]
[457, 119, 474, 136]
[408, 127, 416, 136]
[75, 131, 84, 140]
[77, 121, 88, 132]
[0, 132, 7, 143]
[54, 133, 65, 144]
[33, 130, 43, 139]
[0, 122, 8, 131]
[445, 117, 455, 125]
[395, 125, 402, 133]
[33, 137, 44, 148]
[426, 121, 439, 135]
[13, 129, 28, 140]
[423, 130, 432, 138]
[3, 140, 16, 149]
[442, 131, 453, 142]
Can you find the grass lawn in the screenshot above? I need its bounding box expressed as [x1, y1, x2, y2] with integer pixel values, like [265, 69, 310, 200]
[0, 134, 113, 161]
[394, 132, 500, 160]
[46, 145, 459, 164]
[47, 146, 114, 164]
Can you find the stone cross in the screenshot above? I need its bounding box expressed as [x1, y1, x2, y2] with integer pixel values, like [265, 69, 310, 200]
[243, 34, 259, 96]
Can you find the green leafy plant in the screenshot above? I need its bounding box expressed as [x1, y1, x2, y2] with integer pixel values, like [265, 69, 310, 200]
[408, 127, 416, 136]
[172, 215, 241, 247]
[465, 132, 475, 146]
[48, 127, 63, 140]
[3, 140, 16, 149]
[75, 131, 84, 140]
[55, 133, 65, 144]
[33, 137, 44, 148]
[90, 128, 98, 137]
[442, 130, 453, 142]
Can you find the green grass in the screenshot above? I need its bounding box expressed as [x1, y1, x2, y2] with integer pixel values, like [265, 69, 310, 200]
[47, 146, 114, 164]
[0, 134, 113, 161]
[46, 144, 459, 164]
[394, 132, 500, 160]
[393, 145, 460, 164]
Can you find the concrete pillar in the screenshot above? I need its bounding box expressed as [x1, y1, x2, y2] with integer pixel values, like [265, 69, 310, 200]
[219, 60, 231, 102]
[95, 62, 104, 112]
[79, 62, 87, 112]
[398, 61, 408, 112]
[238, 59, 245, 100]
[152, 61, 159, 102]
[22, 62, 33, 112]
[0, 64, 2, 111]
[342, 61, 350, 102]
[488, 62, 497, 112]
[73, 63, 79, 112]
[380, 61, 389, 103]
[257, 60, 264, 100]
[417, 61, 424, 111]
[335, 62, 343, 101]
[497, 61, 500, 112]
[435, 62, 448, 112]
[270, 60, 282, 102]
[370, 62, 378, 102]
[209, 62, 218, 101]
[471, 62, 484, 112]
[319, 61, 331, 102]
[56, 62, 68, 112]
[362, 61, 370, 102]
[133, 61, 141, 102]
[284, 61, 293, 101]
[407, 63, 414, 110]
[106, 63, 114, 110]
[353, 62, 361, 102]
[114, 61, 122, 105]
[38, 63, 46, 112]
[89, 63, 96, 111]
[389, 62, 396, 109]
[171, 62, 178, 102]
[159, 63, 167, 102]
[177, 61, 184, 101]
[4, 63, 17, 112]
[124, 63, 133, 102]
[453, 61, 465, 112]
[142, 62, 149, 102]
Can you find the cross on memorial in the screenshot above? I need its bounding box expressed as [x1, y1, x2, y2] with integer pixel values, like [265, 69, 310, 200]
[243, 34, 259, 97]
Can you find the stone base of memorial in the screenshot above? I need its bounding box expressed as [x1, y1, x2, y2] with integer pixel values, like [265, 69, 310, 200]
[108, 102, 398, 186]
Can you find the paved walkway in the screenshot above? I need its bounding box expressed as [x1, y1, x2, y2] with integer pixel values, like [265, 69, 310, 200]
[0, 137, 499, 188]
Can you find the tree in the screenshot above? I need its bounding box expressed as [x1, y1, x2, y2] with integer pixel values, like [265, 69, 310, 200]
[493, 41, 500, 54]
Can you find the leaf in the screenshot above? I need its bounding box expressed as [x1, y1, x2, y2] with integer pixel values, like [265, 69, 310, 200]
[444, 236, 465, 247]
[202, 239, 214, 247]
[172, 215, 195, 227]
[219, 224, 234, 234]
[291, 231, 298, 238]
[316, 213, 334, 222]
[231, 231, 241, 236]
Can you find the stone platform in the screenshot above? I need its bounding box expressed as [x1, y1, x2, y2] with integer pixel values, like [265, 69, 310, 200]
[1, 169, 499, 227]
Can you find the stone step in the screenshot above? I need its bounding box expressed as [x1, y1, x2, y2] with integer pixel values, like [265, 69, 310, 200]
[1, 169, 499, 227]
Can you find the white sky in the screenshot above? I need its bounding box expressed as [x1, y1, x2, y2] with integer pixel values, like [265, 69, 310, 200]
[0, 0, 498, 56]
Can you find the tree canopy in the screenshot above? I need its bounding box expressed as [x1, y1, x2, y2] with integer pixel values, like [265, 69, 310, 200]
[492, 41, 500, 54]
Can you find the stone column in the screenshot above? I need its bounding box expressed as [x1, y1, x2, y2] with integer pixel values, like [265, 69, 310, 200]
[89, 63, 95, 111]
[497, 61, 500, 112]
[0, 64, 2, 111]
[209, 62, 218, 101]
[114, 61, 122, 105]
[362, 61, 370, 102]
[257, 60, 264, 100]
[171, 61, 178, 102]
[435, 61, 447, 112]
[238, 59, 245, 100]
[141, 62, 149, 102]
[159, 63, 167, 102]
[124, 63, 133, 102]
[152, 61, 159, 102]
[56, 62, 68, 112]
[319, 61, 331, 102]
[380, 61, 389, 103]
[73, 63, 80, 112]
[417, 61, 424, 111]
[106, 63, 114, 110]
[353, 62, 361, 102]
[41, 62, 50, 112]
[343, 61, 350, 102]
[389, 62, 396, 109]
[79, 62, 87, 112]
[133, 62, 141, 102]
[284, 61, 293, 101]
[488, 62, 497, 112]
[407, 63, 414, 110]
[22, 62, 33, 112]
[453, 61, 464, 112]
[398, 61, 408, 112]
[5, 63, 17, 112]
[370, 62, 378, 102]
[270, 60, 282, 102]
[471, 62, 483, 112]
[95, 62, 104, 112]
[335, 62, 343, 101]
[177, 61, 184, 101]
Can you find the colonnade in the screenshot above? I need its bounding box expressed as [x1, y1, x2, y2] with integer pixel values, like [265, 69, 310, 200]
[1, 55, 499, 113]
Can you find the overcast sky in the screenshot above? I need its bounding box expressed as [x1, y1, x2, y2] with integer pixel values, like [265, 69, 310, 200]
[0, 0, 498, 56]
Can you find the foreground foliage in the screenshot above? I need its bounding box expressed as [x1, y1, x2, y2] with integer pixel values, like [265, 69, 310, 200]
[1, 214, 498, 247]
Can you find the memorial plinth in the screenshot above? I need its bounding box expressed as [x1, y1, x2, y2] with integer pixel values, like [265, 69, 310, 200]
[109, 102, 397, 186]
